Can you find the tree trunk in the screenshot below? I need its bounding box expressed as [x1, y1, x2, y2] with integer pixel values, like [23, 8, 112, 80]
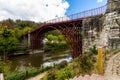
[3, 49, 6, 62]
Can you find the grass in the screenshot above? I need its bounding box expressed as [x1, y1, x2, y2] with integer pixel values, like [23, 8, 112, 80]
[5, 66, 52, 80]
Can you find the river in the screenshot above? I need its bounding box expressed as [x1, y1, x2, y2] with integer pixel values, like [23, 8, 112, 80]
[7, 51, 72, 72]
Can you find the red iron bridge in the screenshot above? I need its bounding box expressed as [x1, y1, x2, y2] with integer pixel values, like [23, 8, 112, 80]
[22, 4, 107, 58]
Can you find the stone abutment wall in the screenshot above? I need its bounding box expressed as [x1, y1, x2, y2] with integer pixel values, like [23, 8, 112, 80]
[83, 0, 120, 51]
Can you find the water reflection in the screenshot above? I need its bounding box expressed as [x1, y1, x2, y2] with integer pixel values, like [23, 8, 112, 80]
[8, 52, 72, 71]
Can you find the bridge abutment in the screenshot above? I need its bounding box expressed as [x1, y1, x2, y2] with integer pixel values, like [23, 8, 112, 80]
[83, 0, 120, 51]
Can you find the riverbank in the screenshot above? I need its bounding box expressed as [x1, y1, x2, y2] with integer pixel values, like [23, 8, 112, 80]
[4, 66, 52, 80]
[0, 49, 71, 80]
[0, 50, 71, 72]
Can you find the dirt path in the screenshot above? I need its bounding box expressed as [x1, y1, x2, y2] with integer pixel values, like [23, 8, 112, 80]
[70, 74, 105, 80]
[26, 72, 47, 80]
[104, 52, 120, 80]
[0, 73, 4, 80]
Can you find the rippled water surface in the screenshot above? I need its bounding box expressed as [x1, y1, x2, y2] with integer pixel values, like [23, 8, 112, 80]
[8, 51, 72, 71]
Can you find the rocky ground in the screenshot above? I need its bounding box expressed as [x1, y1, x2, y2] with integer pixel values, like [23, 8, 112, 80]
[104, 52, 120, 80]
[69, 74, 105, 80]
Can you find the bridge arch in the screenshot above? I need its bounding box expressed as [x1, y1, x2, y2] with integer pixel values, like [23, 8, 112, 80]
[28, 20, 82, 58]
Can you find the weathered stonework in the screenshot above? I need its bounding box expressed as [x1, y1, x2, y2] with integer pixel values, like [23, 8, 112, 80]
[83, 15, 105, 50]
[83, 0, 120, 50]
[106, 0, 120, 13]
[105, 12, 120, 49]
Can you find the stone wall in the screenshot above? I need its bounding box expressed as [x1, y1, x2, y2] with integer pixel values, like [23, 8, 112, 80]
[107, 12, 120, 49]
[106, 0, 120, 13]
[83, 0, 120, 51]
[82, 15, 105, 50]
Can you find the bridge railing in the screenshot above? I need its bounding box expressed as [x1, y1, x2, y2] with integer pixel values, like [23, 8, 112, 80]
[45, 4, 107, 24]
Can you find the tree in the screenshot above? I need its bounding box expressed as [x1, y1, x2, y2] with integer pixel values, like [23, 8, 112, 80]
[47, 34, 54, 42]
[0, 26, 18, 61]
[22, 27, 32, 34]
[15, 20, 38, 29]
[58, 35, 64, 43]
[11, 28, 22, 38]
[1, 19, 15, 29]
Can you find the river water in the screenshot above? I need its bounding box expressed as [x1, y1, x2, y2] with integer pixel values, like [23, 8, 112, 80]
[8, 51, 72, 71]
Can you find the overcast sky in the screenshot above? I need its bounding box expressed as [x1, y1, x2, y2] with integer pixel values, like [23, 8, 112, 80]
[0, 0, 107, 22]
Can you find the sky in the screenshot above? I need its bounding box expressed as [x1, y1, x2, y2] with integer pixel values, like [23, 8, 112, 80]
[0, 0, 107, 22]
[66, 0, 107, 15]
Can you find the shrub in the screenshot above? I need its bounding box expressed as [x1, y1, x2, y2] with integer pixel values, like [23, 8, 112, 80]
[89, 45, 98, 55]
[45, 70, 56, 80]
[56, 67, 72, 80]
[43, 54, 97, 80]
[5, 72, 26, 80]
[79, 55, 94, 75]
[0, 61, 11, 74]
[44, 42, 69, 52]
[5, 66, 52, 80]
[55, 61, 68, 69]
[72, 54, 95, 75]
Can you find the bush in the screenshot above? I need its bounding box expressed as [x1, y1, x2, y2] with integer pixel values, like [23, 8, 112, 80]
[45, 70, 56, 80]
[70, 54, 96, 76]
[0, 61, 11, 74]
[42, 54, 97, 80]
[44, 42, 69, 52]
[5, 72, 26, 80]
[56, 67, 73, 80]
[78, 55, 94, 75]
[5, 66, 52, 80]
[42, 64, 73, 80]
[89, 45, 98, 55]
[55, 61, 68, 69]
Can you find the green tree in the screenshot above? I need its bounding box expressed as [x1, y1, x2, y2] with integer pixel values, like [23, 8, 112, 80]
[47, 34, 54, 42]
[11, 28, 22, 38]
[15, 20, 38, 29]
[22, 27, 32, 34]
[0, 26, 18, 61]
[58, 35, 64, 43]
[1, 19, 15, 29]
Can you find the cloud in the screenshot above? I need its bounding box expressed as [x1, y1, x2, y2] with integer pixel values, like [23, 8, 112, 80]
[97, 0, 103, 3]
[0, 0, 69, 22]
